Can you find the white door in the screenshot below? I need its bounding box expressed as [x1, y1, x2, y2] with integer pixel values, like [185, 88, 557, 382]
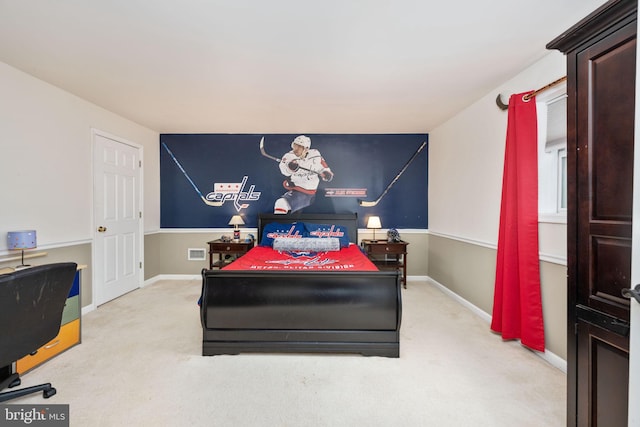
[93, 131, 142, 306]
[630, 200, 639, 423]
[629, 31, 640, 426]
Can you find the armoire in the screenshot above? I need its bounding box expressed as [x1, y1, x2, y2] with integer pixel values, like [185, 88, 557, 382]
[547, 0, 637, 425]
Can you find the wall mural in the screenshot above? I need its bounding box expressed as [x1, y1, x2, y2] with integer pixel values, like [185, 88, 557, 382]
[160, 134, 428, 229]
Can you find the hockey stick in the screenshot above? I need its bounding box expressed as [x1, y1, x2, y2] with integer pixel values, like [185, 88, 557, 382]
[161, 142, 223, 207]
[358, 141, 427, 207]
[259, 137, 323, 176]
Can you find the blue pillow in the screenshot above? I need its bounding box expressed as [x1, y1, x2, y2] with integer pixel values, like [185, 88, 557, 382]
[303, 222, 350, 248]
[260, 222, 306, 246]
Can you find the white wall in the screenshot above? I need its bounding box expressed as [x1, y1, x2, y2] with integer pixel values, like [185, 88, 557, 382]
[427, 52, 570, 365]
[429, 51, 567, 262]
[0, 62, 160, 252]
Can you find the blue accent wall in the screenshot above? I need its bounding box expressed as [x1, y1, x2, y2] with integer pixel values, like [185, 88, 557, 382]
[160, 134, 428, 229]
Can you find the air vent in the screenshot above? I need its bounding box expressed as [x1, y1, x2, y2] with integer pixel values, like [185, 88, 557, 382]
[187, 248, 206, 261]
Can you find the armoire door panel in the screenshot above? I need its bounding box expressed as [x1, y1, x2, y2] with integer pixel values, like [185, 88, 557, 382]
[576, 19, 636, 321]
[587, 28, 636, 221]
[577, 320, 629, 427]
[587, 235, 632, 319]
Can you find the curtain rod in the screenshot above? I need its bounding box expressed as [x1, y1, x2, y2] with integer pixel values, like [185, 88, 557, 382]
[495, 76, 567, 110]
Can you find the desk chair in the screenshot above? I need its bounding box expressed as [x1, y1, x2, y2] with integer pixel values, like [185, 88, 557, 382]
[0, 262, 77, 402]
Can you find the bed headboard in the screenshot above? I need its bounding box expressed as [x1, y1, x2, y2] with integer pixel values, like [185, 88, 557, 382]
[257, 213, 358, 243]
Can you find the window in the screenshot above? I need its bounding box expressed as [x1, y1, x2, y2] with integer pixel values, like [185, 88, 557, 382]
[558, 147, 567, 210]
[537, 84, 567, 223]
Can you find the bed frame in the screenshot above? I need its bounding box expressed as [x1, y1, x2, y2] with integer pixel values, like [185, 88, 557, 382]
[200, 213, 402, 357]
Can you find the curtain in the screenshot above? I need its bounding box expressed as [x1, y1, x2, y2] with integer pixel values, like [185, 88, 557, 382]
[491, 91, 545, 352]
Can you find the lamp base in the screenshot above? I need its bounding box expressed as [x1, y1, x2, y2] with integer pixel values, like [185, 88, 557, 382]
[15, 250, 31, 269]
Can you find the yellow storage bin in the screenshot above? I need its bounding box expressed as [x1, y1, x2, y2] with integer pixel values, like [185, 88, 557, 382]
[17, 318, 80, 374]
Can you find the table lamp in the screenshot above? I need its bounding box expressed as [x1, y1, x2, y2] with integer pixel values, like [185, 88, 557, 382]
[366, 216, 382, 241]
[228, 215, 245, 241]
[7, 230, 37, 268]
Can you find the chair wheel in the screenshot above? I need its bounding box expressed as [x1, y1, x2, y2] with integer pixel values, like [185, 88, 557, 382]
[9, 378, 21, 388]
[43, 387, 56, 399]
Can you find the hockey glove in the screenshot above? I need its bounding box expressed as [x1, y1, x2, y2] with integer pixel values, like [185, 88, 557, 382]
[320, 168, 334, 182]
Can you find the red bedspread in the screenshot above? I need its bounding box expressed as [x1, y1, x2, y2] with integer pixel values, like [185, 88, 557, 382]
[222, 244, 378, 271]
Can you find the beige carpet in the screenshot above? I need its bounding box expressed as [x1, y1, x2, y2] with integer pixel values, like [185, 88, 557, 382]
[8, 279, 565, 426]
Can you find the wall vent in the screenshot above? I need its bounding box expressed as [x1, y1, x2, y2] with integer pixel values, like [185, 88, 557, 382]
[188, 248, 206, 261]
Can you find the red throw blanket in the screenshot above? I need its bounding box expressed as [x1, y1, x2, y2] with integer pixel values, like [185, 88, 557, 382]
[223, 244, 378, 271]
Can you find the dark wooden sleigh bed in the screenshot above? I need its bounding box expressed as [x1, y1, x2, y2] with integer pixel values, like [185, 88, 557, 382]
[200, 213, 402, 358]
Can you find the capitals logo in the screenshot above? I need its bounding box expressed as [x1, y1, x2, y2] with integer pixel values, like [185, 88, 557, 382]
[205, 176, 261, 212]
[266, 252, 338, 267]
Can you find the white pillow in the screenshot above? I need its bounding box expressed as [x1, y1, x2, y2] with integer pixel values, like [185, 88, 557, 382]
[273, 237, 341, 252]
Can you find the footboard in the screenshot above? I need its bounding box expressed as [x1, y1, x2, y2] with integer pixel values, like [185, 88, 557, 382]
[200, 270, 401, 357]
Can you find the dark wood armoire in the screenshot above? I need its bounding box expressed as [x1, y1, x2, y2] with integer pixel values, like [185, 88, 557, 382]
[547, 0, 637, 425]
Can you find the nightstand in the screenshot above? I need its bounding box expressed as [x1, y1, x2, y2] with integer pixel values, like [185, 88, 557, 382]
[361, 240, 409, 288]
[207, 239, 254, 269]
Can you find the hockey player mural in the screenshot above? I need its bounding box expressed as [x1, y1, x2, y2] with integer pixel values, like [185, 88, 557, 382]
[271, 135, 334, 214]
[160, 133, 427, 229]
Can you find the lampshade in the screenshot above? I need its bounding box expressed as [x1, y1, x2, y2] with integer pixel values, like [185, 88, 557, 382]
[7, 230, 37, 250]
[7, 230, 37, 268]
[228, 215, 244, 242]
[366, 216, 382, 241]
[228, 215, 245, 228]
[366, 216, 382, 230]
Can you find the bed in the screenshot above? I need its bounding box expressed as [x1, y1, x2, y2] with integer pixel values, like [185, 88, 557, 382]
[200, 213, 402, 358]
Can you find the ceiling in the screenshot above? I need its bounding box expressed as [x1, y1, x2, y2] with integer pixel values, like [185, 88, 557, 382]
[0, 0, 608, 134]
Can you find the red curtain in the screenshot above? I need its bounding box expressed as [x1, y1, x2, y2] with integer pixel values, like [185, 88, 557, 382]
[491, 92, 545, 352]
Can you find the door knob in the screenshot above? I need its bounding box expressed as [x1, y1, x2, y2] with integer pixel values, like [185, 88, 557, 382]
[621, 284, 640, 304]
[97, 226, 107, 232]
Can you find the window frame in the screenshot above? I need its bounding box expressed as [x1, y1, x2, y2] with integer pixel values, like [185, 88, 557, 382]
[536, 82, 568, 224]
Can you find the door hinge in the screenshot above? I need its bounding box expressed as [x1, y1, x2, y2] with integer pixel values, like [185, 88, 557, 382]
[139, 160, 142, 168]
[139, 262, 142, 269]
[139, 211, 142, 218]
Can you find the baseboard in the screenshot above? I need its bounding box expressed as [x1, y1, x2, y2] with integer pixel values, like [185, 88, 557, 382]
[81, 304, 96, 316]
[144, 274, 200, 287]
[426, 276, 567, 373]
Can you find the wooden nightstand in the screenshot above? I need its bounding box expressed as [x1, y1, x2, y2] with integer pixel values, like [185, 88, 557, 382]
[361, 240, 409, 288]
[207, 239, 254, 269]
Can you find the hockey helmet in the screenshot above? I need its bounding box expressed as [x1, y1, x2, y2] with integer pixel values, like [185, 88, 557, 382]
[291, 135, 311, 150]
[387, 228, 401, 242]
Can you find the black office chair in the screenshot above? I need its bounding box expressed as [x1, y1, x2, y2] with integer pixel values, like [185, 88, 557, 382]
[0, 262, 77, 402]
